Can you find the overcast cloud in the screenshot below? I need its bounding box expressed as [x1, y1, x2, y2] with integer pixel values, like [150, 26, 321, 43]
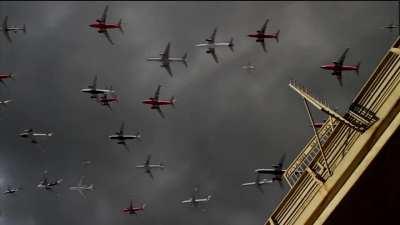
[0, 1, 397, 225]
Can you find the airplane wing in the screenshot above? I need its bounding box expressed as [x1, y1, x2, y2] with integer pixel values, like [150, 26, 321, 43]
[29, 135, 38, 144]
[91, 76, 97, 89]
[241, 182, 256, 186]
[78, 176, 84, 186]
[147, 170, 154, 180]
[100, 5, 109, 23]
[335, 48, 349, 66]
[3, 29, 12, 43]
[146, 154, 152, 165]
[154, 85, 161, 100]
[122, 141, 130, 152]
[256, 184, 264, 194]
[260, 39, 267, 53]
[78, 189, 87, 198]
[209, 27, 217, 43]
[119, 122, 125, 135]
[208, 48, 219, 63]
[336, 73, 343, 87]
[163, 63, 173, 77]
[261, 19, 269, 34]
[278, 153, 286, 169]
[155, 106, 165, 119]
[2, 16, 12, 43]
[106, 102, 113, 111]
[0, 79, 7, 87]
[162, 42, 170, 61]
[103, 30, 114, 45]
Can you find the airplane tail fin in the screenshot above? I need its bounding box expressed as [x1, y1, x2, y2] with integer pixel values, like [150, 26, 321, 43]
[275, 30, 280, 43]
[182, 53, 188, 68]
[118, 19, 124, 34]
[57, 179, 63, 184]
[136, 131, 142, 142]
[23, 24, 26, 34]
[356, 61, 361, 76]
[207, 195, 212, 201]
[228, 37, 234, 52]
[159, 162, 166, 170]
[47, 133, 53, 137]
[88, 184, 95, 190]
[141, 203, 146, 209]
[170, 96, 176, 108]
[9, 73, 15, 80]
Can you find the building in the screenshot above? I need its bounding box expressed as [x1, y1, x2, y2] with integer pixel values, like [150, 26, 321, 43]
[265, 37, 400, 225]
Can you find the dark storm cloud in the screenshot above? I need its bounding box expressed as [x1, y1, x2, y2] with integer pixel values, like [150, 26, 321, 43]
[0, 1, 396, 225]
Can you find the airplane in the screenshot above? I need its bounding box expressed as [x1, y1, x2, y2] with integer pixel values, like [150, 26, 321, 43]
[146, 42, 188, 77]
[69, 176, 94, 198]
[242, 62, 256, 73]
[122, 200, 146, 215]
[136, 154, 165, 179]
[383, 22, 400, 32]
[195, 27, 234, 63]
[142, 85, 175, 119]
[0, 99, 12, 108]
[241, 173, 273, 193]
[181, 187, 212, 207]
[89, 5, 123, 45]
[109, 122, 141, 152]
[0, 73, 15, 86]
[81, 75, 115, 99]
[320, 48, 361, 87]
[1, 16, 26, 43]
[19, 128, 53, 144]
[97, 91, 118, 111]
[82, 160, 92, 167]
[3, 186, 22, 195]
[254, 154, 287, 188]
[37, 171, 63, 192]
[248, 19, 280, 52]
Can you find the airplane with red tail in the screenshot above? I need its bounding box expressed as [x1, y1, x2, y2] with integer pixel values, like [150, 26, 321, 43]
[89, 5, 123, 45]
[0, 72, 14, 86]
[97, 91, 118, 111]
[320, 48, 360, 87]
[123, 200, 146, 215]
[248, 19, 280, 52]
[142, 85, 175, 119]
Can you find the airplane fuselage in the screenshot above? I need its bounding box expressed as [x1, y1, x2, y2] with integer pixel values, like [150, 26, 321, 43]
[0, 74, 12, 79]
[19, 132, 50, 138]
[81, 88, 114, 96]
[255, 168, 285, 176]
[320, 64, 358, 73]
[248, 32, 276, 39]
[147, 57, 185, 63]
[142, 99, 173, 106]
[195, 43, 230, 48]
[109, 135, 139, 140]
[69, 185, 93, 191]
[89, 22, 120, 30]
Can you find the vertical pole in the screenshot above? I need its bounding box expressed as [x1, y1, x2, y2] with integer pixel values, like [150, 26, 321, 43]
[398, 1, 400, 35]
[303, 98, 332, 177]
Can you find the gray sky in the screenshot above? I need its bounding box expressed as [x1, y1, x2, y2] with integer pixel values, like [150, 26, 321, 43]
[0, 1, 397, 225]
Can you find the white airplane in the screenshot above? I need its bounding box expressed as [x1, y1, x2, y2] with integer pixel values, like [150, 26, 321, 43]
[81, 75, 115, 99]
[181, 187, 212, 207]
[147, 42, 188, 77]
[3, 186, 22, 195]
[254, 154, 286, 188]
[241, 173, 273, 193]
[242, 62, 256, 73]
[136, 154, 165, 179]
[69, 176, 94, 198]
[0, 99, 12, 108]
[37, 171, 63, 192]
[109, 122, 141, 152]
[0, 16, 26, 43]
[195, 27, 234, 64]
[19, 128, 53, 144]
